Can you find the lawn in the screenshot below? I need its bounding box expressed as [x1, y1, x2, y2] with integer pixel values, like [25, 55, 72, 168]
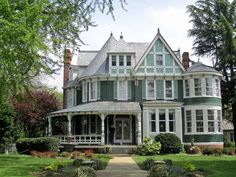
[133, 153, 236, 177]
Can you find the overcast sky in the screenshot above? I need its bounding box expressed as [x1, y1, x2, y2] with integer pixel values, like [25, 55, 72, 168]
[45, 0, 211, 91]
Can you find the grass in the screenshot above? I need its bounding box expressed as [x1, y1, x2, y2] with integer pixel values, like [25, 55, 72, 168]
[133, 153, 236, 177]
[93, 154, 112, 169]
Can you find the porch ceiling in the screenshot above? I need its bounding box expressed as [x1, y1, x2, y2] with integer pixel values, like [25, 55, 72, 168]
[48, 101, 141, 116]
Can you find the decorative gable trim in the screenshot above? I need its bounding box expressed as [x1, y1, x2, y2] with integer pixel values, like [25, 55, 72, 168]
[133, 31, 185, 73]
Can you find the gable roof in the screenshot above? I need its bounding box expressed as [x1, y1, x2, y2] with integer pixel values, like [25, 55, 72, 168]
[185, 62, 220, 74]
[133, 31, 185, 72]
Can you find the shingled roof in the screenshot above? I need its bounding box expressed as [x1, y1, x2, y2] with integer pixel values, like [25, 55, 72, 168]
[77, 50, 98, 66]
[185, 62, 220, 74]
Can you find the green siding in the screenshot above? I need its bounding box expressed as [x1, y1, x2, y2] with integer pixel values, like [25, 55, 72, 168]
[142, 80, 146, 99]
[146, 54, 154, 66]
[166, 68, 173, 73]
[156, 80, 164, 99]
[100, 81, 114, 101]
[135, 80, 143, 102]
[155, 39, 163, 52]
[147, 68, 154, 73]
[140, 61, 145, 66]
[177, 80, 183, 101]
[113, 81, 117, 100]
[183, 134, 223, 143]
[138, 68, 145, 73]
[119, 69, 124, 74]
[175, 67, 182, 73]
[184, 97, 222, 106]
[174, 80, 178, 99]
[76, 89, 82, 105]
[111, 69, 117, 74]
[126, 69, 131, 74]
[97, 81, 100, 100]
[156, 68, 164, 73]
[165, 54, 173, 66]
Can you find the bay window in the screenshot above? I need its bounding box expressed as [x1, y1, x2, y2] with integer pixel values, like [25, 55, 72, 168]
[82, 82, 87, 102]
[89, 81, 97, 101]
[169, 109, 175, 132]
[186, 110, 192, 133]
[119, 55, 124, 66]
[126, 55, 131, 66]
[217, 110, 222, 132]
[207, 109, 214, 132]
[112, 55, 116, 66]
[206, 78, 213, 96]
[185, 79, 190, 97]
[159, 109, 166, 132]
[194, 78, 202, 96]
[215, 79, 220, 97]
[196, 110, 203, 132]
[149, 110, 156, 132]
[147, 80, 155, 99]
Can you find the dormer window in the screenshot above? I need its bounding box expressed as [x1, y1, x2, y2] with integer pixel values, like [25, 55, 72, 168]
[126, 55, 131, 66]
[119, 55, 124, 66]
[112, 55, 116, 66]
[156, 54, 163, 66]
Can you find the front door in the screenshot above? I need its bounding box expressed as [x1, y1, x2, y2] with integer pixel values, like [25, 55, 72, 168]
[115, 118, 132, 144]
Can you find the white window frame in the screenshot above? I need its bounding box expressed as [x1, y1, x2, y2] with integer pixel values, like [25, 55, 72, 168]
[159, 109, 166, 132]
[156, 54, 163, 66]
[205, 77, 213, 96]
[111, 55, 117, 66]
[146, 80, 156, 100]
[194, 78, 202, 96]
[207, 109, 215, 132]
[168, 109, 176, 132]
[89, 81, 97, 101]
[149, 110, 156, 132]
[119, 55, 124, 66]
[215, 78, 220, 97]
[185, 110, 192, 133]
[164, 80, 174, 100]
[217, 110, 222, 132]
[66, 89, 74, 108]
[184, 79, 190, 97]
[196, 109, 204, 132]
[117, 80, 128, 100]
[82, 82, 87, 102]
[126, 55, 132, 67]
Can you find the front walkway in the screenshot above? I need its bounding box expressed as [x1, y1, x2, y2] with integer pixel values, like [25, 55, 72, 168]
[97, 156, 148, 177]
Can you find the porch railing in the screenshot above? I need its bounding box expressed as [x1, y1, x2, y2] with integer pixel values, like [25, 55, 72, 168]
[54, 135, 102, 145]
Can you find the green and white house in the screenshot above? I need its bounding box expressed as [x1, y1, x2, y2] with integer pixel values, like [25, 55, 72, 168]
[47, 30, 223, 148]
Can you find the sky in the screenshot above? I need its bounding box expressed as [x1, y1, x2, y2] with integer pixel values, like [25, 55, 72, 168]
[45, 0, 211, 92]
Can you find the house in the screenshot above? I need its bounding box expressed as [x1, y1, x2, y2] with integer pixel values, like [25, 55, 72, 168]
[47, 30, 223, 149]
[222, 119, 234, 143]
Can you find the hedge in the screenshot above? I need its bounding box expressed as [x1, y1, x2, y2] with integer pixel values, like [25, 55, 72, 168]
[16, 137, 59, 154]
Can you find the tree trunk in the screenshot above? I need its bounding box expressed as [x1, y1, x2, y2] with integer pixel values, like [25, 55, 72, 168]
[232, 102, 236, 147]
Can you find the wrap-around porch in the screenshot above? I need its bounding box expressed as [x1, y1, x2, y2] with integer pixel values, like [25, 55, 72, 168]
[46, 102, 142, 146]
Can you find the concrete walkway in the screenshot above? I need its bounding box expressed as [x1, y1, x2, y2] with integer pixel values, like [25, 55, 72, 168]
[97, 156, 148, 177]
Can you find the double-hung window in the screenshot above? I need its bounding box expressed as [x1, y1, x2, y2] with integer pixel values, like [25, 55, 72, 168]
[126, 55, 131, 66]
[119, 55, 124, 66]
[159, 109, 166, 132]
[196, 110, 204, 132]
[165, 80, 173, 99]
[185, 80, 190, 97]
[66, 89, 73, 108]
[215, 79, 220, 96]
[89, 82, 96, 101]
[186, 110, 192, 133]
[149, 110, 156, 132]
[206, 78, 213, 96]
[207, 109, 215, 132]
[169, 109, 175, 132]
[156, 54, 163, 66]
[112, 55, 116, 66]
[147, 80, 155, 99]
[82, 82, 87, 102]
[194, 78, 202, 96]
[217, 110, 222, 132]
[118, 81, 127, 100]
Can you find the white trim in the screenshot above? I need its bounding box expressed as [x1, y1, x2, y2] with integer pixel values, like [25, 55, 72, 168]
[82, 82, 87, 102]
[89, 81, 97, 101]
[117, 80, 128, 100]
[146, 79, 156, 100]
[164, 80, 174, 100]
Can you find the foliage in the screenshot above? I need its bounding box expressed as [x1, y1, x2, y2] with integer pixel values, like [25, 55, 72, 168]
[72, 158, 83, 168]
[182, 162, 196, 172]
[184, 145, 201, 154]
[44, 161, 67, 172]
[71, 151, 82, 159]
[202, 147, 223, 156]
[59, 151, 71, 158]
[137, 137, 161, 156]
[30, 150, 58, 158]
[224, 141, 235, 148]
[13, 90, 61, 137]
[187, 0, 236, 146]
[16, 137, 59, 154]
[154, 133, 182, 154]
[84, 149, 94, 158]
[92, 158, 104, 170]
[148, 165, 169, 177]
[143, 158, 155, 170]
[223, 148, 235, 155]
[75, 167, 96, 177]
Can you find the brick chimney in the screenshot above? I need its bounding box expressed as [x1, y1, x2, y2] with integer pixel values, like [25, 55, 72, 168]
[182, 52, 190, 70]
[63, 49, 72, 86]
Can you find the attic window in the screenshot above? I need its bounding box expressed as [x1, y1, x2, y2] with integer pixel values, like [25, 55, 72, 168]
[112, 55, 116, 66]
[156, 54, 163, 66]
[126, 55, 131, 66]
[119, 55, 124, 66]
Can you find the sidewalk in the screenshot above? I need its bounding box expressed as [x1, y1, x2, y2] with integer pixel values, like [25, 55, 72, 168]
[97, 156, 148, 177]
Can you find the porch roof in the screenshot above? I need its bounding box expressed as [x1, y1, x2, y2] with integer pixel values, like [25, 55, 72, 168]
[48, 101, 141, 116]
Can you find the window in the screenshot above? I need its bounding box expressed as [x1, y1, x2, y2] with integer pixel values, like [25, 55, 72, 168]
[217, 110, 221, 132]
[186, 110, 192, 133]
[156, 54, 163, 66]
[206, 78, 213, 96]
[112, 55, 116, 66]
[66, 89, 73, 108]
[185, 80, 190, 97]
[159, 109, 166, 132]
[126, 55, 131, 66]
[196, 110, 204, 132]
[119, 55, 124, 66]
[147, 80, 155, 99]
[215, 79, 220, 96]
[82, 82, 87, 102]
[118, 81, 127, 100]
[169, 109, 175, 132]
[165, 80, 173, 98]
[89, 82, 96, 100]
[207, 110, 215, 132]
[149, 110, 156, 132]
[194, 78, 202, 96]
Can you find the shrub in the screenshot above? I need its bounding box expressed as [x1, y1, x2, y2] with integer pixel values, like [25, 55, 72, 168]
[202, 147, 213, 155]
[202, 147, 223, 156]
[75, 167, 96, 177]
[137, 137, 161, 156]
[84, 149, 94, 158]
[44, 162, 66, 172]
[72, 158, 83, 168]
[60, 151, 71, 158]
[16, 137, 59, 154]
[182, 162, 196, 172]
[143, 158, 155, 170]
[92, 158, 104, 170]
[71, 151, 82, 159]
[184, 145, 201, 154]
[154, 133, 182, 154]
[224, 148, 235, 155]
[148, 165, 169, 177]
[30, 150, 57, 158]
[163, 159, 173, 167]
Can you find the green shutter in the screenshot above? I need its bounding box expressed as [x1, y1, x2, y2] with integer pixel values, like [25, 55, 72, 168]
[174, 80, 178, 99]
[128, 81, 132, 100]
[156, 80, 164, 99]
[142, 80, 146, 99]
[97, 81, 100, 100]
[113, 81, 117, 100]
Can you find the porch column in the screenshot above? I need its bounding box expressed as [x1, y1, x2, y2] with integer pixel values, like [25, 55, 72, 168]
[137, 113, 142, 145]
[101, 114, 105, 145]
[176, 108, 183, 143]
[67, 114, 72, 136]
[48, 116, 52, 136]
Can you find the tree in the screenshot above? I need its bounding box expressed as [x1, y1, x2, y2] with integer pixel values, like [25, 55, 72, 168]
[0, 0, 126, 105]
[13, 90, 61, 137]
[187, 0, 236, 145]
